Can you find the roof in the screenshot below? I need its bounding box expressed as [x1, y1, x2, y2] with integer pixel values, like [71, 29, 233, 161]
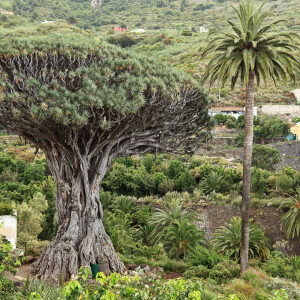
[291, 122, 300, 127]
[210, 107, 244, 112]
[0, 10, 13, 15]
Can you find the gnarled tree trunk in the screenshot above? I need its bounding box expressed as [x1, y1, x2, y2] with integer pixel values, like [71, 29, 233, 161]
[32, 145, 125, 282]
[240, 69, 255, 274]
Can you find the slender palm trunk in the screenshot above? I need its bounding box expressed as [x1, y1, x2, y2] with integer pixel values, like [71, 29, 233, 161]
[240, 69, 255, 274]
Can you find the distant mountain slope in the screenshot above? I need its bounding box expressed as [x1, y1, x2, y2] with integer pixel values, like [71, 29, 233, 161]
[11, 0, 299, 31]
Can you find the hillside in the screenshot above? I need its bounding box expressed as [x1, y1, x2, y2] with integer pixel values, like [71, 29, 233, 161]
[1, 0, 299, 105]
[7, 0, 300, 31]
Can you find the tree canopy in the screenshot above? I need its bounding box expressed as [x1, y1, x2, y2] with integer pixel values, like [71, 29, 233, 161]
[201, 1, 300, 88]
[0, 25, 211, 155]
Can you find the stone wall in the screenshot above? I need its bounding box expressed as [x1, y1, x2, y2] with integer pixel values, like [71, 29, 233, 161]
[259, 105, 300, 116]
[196, 204, 299, 256]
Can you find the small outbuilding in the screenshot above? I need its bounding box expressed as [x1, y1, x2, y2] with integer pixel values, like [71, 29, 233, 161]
[290, 122, 300, 141]
[210, 106, 258, 119]
[0, 212, 17, 249]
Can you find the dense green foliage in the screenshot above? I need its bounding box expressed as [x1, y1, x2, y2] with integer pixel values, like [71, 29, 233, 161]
[252, 145, 282, 170]
[8, 0, 299, 32]
[0, 235, 20, 296]
[24, 266, 299, 299]
[17, 192, 48, 242]
[0, 137, 299, 298]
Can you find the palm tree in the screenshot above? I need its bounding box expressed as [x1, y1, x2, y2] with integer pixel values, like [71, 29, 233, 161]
[280, 187, 300, 239]
[149, 198, 198, 241]
[201, 0, 299, 273]
[164, 219, 207, 259]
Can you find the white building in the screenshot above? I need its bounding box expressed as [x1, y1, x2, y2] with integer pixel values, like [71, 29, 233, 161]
[41, 21, 55, 24]
[131, 29, 146, 33]
[199, 26, 209, 33]
[210, 106, 258, 119]
[0, 213, 17, 249]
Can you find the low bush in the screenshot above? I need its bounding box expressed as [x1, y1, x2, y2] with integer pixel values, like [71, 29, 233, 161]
[252, 145, 281, 171]
[188, 245, 226, 269]
[107, 34, 139, 48]
[154, 259, 190, 273]
[183, 265, 209, 279]
[240, 267, 268, 289]
[0, 235, 20, 297]
[266, 278, 300, 299]
[208, 264, 232, 284]
[0, 202, 14, 216]
[229, 279, 258, 300]
[262, 251, 299, 282]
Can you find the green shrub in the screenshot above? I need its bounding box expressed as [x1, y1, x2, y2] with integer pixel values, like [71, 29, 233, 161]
[153, 172, 167, 191]
[182, 30, 192, 36]
[252, 145, 281, 170]
[141, 155, 155, 173]
[262, 252, 298, 282]
[217, 260, 240, 278]
[18, 192, 48, 242]
[251, 168, 270, 194]
[188, 245, 226, 269]
[200, 171, 225, 194]
[158, 259, 190, 273]
[183, 265, 209, 279]
[113, 196, 136, 213]
[175, 171, 196, 192]
[0, 203, 14, 216]
[213, 113, 227, 125]
[168, 160, 186, 179]
[132, 205, 153, 226]
[0, 235, 20, 297]
[267, 278, 300, 299]
[291, 117, 300, 123]
[108, 34, 139, 48]
[158, 179, 175, 194]
[240, 268, 267, 288]
[208, 265, 232, 284]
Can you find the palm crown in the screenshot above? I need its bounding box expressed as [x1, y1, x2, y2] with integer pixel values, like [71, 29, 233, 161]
[201, 0, 300, 88]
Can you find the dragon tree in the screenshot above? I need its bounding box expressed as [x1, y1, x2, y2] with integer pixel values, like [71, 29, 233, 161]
[0, 27, 211, 281]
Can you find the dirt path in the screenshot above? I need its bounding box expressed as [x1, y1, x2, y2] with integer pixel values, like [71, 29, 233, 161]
[6, 264, 32, 282]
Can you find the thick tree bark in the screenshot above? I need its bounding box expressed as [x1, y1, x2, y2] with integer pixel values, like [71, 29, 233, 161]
[240, 69, 255, 274]
[32, 146, 125, 282]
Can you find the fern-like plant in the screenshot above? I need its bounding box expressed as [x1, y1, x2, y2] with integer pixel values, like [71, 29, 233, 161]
[188, 244, 230, 269]
[200, 171, 224, 194]
[212, 217, 270, 261]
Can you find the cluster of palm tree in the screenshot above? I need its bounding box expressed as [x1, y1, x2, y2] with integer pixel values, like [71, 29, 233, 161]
[202, 0, 299, 273]
[138, 198, 271, 263]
